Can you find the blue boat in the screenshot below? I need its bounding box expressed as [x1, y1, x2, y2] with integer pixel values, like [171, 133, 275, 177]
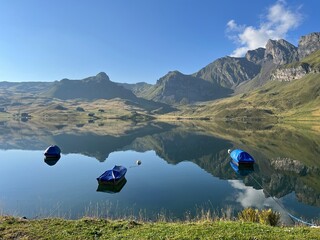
[44, 145, 61, 158]
[97, 165, 127, 184]
[228, 149, 255, 167]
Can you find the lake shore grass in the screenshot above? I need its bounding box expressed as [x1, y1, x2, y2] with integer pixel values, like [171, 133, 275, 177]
[1, 216, 319, 240]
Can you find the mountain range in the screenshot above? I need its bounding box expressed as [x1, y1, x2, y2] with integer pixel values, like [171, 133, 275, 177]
[0, 32, 319, 120]
[127, 32, 320, 104]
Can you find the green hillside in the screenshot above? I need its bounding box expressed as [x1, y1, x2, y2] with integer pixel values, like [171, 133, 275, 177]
[177, 73, 319, 121]
[176, 51, 320, 121]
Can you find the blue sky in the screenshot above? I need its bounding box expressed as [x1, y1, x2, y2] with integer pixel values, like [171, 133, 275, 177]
[0, 0, 319, 83]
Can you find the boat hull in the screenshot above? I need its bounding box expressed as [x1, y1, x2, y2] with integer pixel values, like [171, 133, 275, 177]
[96, 165, 127, 185]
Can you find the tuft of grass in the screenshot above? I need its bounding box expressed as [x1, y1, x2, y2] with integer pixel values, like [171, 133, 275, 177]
[238, 208, 281, 226]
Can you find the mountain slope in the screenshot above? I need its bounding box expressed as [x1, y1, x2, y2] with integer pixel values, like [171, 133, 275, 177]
[138, 71, 232, 104]
[118, 82, 153, 96]
[193, 56, 261, 89]
[179, 74, 319, 121]
[235, 39, 300, 94]
[39, 72, 175, 114]
[235, 60, 277, 94]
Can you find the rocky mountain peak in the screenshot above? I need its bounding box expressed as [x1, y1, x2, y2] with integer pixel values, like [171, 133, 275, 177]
[157, 71, 184, 84]
[82, 72, 111, 84]
[245, 48, 266, 64]
[167, 70, 183, 78]
[265, 39, 299, 64]
[95, 72, 110, 81]
[298, 32, 320, 59]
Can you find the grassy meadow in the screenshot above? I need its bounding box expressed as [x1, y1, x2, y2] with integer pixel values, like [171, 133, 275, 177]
[1, 216, 319, 240]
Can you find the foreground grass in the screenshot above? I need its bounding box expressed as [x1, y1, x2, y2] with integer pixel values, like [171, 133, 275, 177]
[0, 216, 319, 240]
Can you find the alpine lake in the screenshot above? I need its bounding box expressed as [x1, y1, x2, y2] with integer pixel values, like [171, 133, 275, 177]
[0, 119, 319, 225]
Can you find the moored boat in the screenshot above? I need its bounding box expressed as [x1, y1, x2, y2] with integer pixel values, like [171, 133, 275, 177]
[96, 165, 127, 185]
[228, 149, 255, 167]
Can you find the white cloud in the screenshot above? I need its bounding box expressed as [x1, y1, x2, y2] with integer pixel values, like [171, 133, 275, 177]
[228, 180, 293, 224]
[229, 180, 267, 208]
[226, 0, 302, 57]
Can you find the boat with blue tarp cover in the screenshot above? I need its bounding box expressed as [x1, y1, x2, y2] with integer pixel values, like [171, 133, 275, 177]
[97, 165, 127, 184]
[44, 145, 61, 158]
[228, 149, 255, 167]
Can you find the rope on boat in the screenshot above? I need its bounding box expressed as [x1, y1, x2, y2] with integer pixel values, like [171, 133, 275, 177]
[246, 173, 317, 227]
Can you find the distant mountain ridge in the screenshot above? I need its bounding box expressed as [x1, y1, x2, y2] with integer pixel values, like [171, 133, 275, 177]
[42, 72, 137, 101]
[37, 72, 176, 115]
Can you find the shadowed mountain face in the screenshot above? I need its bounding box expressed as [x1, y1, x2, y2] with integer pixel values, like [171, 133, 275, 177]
[193, 57, 261, 89]
[43, 72, 137, 101]
[138, 71, 232, 104]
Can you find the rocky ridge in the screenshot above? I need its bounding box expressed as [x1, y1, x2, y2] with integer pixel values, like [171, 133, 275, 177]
[271, 49, 320, 82]
[264, 39, 299, 65]
[298, 32, 320, 59]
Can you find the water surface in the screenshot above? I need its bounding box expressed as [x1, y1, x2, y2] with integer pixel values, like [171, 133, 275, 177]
[0, 120, 319, 224]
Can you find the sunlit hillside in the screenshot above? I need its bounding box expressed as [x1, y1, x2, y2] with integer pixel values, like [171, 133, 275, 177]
[175, 50, 320, 121]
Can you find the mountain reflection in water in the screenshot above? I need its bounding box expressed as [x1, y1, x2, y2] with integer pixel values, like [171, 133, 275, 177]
[0, 120, 319, 223]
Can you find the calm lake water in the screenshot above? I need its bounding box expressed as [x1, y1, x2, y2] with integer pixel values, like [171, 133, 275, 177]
[0, 120, 319, 225]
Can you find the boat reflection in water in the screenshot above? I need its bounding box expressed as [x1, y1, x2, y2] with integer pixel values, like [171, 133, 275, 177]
[96, 178, 127, 194]
[230, 161, 254, 176]
[44, 156, 61, 166]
